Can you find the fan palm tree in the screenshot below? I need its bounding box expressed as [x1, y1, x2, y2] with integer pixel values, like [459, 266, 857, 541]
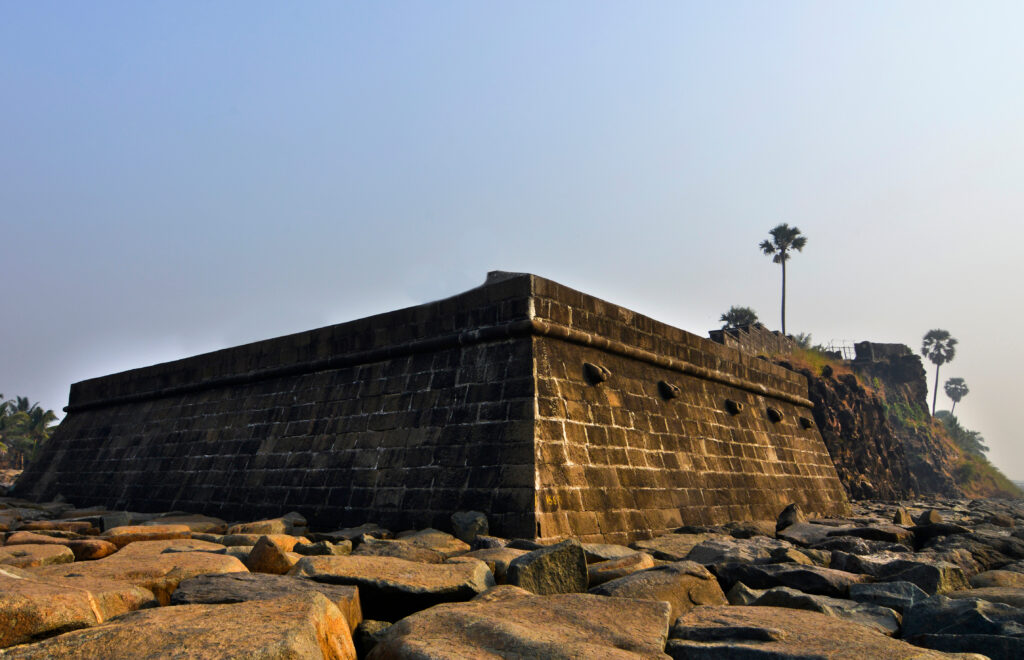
[719, 306, 759, 329]
[922, 329, 957, 416]
[944, 377, 969, 415]
[759, 224, 807, 335]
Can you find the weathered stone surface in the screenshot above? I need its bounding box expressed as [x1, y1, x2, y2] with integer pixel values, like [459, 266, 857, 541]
[450, 511, 488, 544]
[631, 534, 716, 561]
[776, 502, 806, 532]
[65, 539, 118, 561]
[506, 539, 587, 595]
[352, 538, 446, 564]
[917, 509, 946, 525]
[226, 517, 290, 536]
[725, 581, 766, 605]
[684, 536, 791, 565]
[311, 524, 391, 545]
[469, 535, 508, 550]
[113, 538, 226, 557]
[216, 533, 307, 547]
[946, 587, 1024, 608]
[590, 561, 726, 620]
[33, 550, 248, 604]
[355, 620, 391, 659]
[778, 521, 849, 546]
[849, 581, 930, 613]
[462, 547, 527, 584]
[581, 543, 638, 563]
[668, 605, 953, 659]
[894, 508, 914, 526]
[0, 544, 74, 568]
[4, 531, 69, 546]
[101, 524, 191, 549]
[587, 552, 655, 587]
[876, 559, 970, 595]
[245, 535, 300, 574]
[16, 521, 96, 535]
[396, 529, 470, 558]
[0, 593, 356, 659]
[750, 586, 901, 636]
[0, 568, 157, 648]
[294, 540, 351, 556]
[289, 554, 494, 621]
[368, 591, 671, 660]
[170, 572, 362, 632]
[142, 514, 227, 534]
[971, 569, 1024, 588]
[767, 547, 814, 565]
[827, 524, 914, 546]
[713, 562, 868, 598]
[902, 594, 1024, 657]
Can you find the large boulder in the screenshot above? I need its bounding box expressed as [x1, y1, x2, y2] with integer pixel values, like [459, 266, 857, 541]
[171, 572, 362, 632]
[506, 539, 588, 595]
[750, 586, 901, 636]
[0, 544, 74, 568]
[396, 529, 470, 558]
[631, 533, 716, 561]
[587, 552, 656, 588]
[668, 605, 954, 659]
[902, 594, 1024, 658]
[712, 562, 868, 598]
[449, 511, 488, 544]
[352, 538, 446, 564]
[32, 550, 248, 604]
[244, 535, 300, 575]
[100, 525, 191, 549]
[848, 581, 930, 613]
[684, 536, 791, 565]
[589, 561, 726, 620]
[0, 593, 355, 659]
[462, 547, 528, 584]
[368, 590, 671, 659]
[288, 554, 494, 620]
[946, 587, 1024, 608]
[971, 570, 1024, 588]
[0, 567, 157, 648]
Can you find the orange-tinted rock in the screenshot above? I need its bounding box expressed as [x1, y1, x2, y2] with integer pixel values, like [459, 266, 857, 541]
[4, 531, 68, 546]
[33, 550, 247, 604]
[587, 552, 656, 587]
[142, 514, 227, 534]
[17, 521, 97, 535]
[0, 593, 355, 659]
[217, 533, 307, 548]
[65, 539, 119, 561]
[245, 536, 300, 575]
[101, 524, 191, 549]
[590, 561, 727, 620]
[0, 568, 156, 648]
[112, 538, 226, 558]
[370, 591, 670, 659]
[0, 544, 75, 568]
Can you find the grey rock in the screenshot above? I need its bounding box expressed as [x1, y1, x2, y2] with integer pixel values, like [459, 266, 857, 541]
[449, 510, 488, 544]
[684, 536, 791, 565]
[751, 586, 901, 636]
[827, 524, 914, 546]
[580, 542, 638, 563]
[293, 540, 351, 556]
[903, 594, 1024, 639]
[776, 502, 806, 532]
[355, 620, 391, 658]
[778, 522, 849, 546]
[469, 535, 508, 550]
[726, 581, 766, 605]
[712, 562, 868, 598]
[589, 560, 727, 620]
[971, 570, 1024, 588]
[631, 533, 718, 561]
[507, 539, 587, 595]
[849, 581, 930, 613]
[946, 587, 1024, 608]
[352, 538, 446, 564]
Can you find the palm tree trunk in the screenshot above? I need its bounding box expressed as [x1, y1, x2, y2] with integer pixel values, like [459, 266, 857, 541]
[780, 258, 787, 335]
[932, 365, 941, 416]
[951, 400, 957, 416]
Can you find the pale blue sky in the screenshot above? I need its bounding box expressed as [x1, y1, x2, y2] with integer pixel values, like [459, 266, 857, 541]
[3, 2, 1023, 476]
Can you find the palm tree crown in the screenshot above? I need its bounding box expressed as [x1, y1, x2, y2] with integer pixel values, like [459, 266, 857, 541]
[759, 223, 807, 335]
[719, 306, 759, 329]
[944, 377, 969, 415]
[922, 329, 957, 416]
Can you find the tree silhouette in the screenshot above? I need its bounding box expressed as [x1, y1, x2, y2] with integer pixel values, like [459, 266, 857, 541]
[719, 306, 759, 329]
[759, 224, 807, 335]
[922, 329, 957, 416]
[944, 377, 969, 415]
[0, 395, 57, 468]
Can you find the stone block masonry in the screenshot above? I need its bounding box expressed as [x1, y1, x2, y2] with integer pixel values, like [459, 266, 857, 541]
[16, 272, 849, 543]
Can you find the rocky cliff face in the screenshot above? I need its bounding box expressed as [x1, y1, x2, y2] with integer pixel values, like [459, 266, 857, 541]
[778, 344, 963, 500]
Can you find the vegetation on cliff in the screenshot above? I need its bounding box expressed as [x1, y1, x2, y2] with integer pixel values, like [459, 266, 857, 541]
[774, 347, 1020, 500]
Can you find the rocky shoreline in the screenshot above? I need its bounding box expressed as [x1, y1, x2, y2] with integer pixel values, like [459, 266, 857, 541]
[2, 495, 1023, 658]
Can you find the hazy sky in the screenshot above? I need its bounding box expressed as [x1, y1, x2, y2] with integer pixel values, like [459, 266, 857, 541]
[3, 3, 1023, 478]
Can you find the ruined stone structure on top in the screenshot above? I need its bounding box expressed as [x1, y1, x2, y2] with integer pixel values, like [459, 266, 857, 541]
[16, 272, 850, 543]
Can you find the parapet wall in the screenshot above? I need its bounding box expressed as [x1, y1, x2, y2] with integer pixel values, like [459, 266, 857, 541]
[709, 323, 798, 357]
[17, 272, 850, 542]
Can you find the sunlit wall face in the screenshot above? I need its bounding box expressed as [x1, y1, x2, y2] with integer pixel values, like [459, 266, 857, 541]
[2, 1, 1022, 477]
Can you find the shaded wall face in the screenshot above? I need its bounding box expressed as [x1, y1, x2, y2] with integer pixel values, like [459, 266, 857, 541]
[533, 336, 850, 545]
[26, 338, 537, 536]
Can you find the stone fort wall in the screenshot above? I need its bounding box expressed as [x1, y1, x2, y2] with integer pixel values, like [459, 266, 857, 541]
[16, 272, 849, 542]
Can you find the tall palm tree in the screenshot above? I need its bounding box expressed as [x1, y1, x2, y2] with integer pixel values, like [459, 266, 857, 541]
[922, 329, 957, 416]
[944, 377, 969, 415]
[759, 224, 807, 335]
